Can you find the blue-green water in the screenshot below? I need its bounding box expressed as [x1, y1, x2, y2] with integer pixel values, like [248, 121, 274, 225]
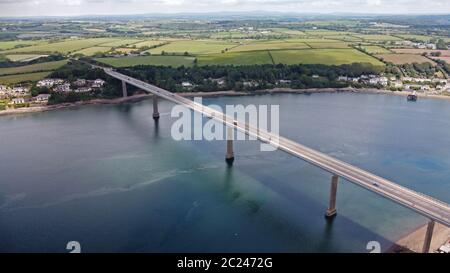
[1, 93, 450, 253]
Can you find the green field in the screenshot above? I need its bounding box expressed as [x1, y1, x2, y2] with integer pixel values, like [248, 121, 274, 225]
[0, 60, 68, 76]
[396, 34, 433, 42]
[359, 45, 392, 54]
[0, 71, 51, 84]
[355, 34, 403, 41]
[0, 40, 44, 51]
[96, 55, 195, 67]
[72, 46, 112, 56]
[306, 42, 350, 49]
[284, 38, 342, 43]
[5, 54, 48, 62]
[230, 41, 309, 52]
[97, 39, 143, 47]
[322, 35, 363, 42]
[303, 30, 355, 36]
[210, 31, 256, 39]
[132, 40, 167, 48]
[148, 40, 237, 55]
[270, 28, 307, 36]
[375, 53, 435, 65]
[270, 49, 384, 66]
[1, 38, 120, 54]
[197, 51, 273, 66]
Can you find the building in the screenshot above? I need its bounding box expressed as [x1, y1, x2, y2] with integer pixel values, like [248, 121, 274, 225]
[277, 79, 292, 85]
[426, 43, 437, 50]
[10, 98, 25, 105]
[92, 79, 105, 88]
[9, 86, 30, 96]
[181, 82, 193, 88]
[35, 94, 51, 102]
[75, 87, 92, 93]
[73, 79, 87, 87]
[37, 78, 64, 88]
[368, 77, 388, 86]
[0, 85, 7, 91]
[54, 83, 71, 93]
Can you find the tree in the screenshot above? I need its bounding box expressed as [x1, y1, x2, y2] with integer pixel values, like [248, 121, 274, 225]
[436, 39, 448, 50]
[31, 86, 51, 97]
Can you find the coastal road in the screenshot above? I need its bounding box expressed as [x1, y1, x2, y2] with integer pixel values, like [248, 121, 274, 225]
[104, 68, 450, 228]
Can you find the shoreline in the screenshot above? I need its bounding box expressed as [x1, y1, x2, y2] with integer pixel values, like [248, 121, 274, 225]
[2, 87, 450, 117]
[388, 222, 450, 253]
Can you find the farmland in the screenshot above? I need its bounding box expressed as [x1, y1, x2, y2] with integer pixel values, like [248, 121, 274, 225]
[354, 34, 403, 42]
[376, 54, 435, 65]
[1, 38, 119, 54]
[5, 54, 48, 62]
[0, 15, 449, 87]
[270, 49, 384, 66]
[0, 60, 68, 76]
[96, 55, 195, 67]
[229, 41, 310, 52]
[391, 48, 450, 56]
[198, 51, 273, 66]
[359, 45, 392, 54]
[147, 40, 237, 55]
[0, 71, 51, 84]
[72, 46, 112, 56]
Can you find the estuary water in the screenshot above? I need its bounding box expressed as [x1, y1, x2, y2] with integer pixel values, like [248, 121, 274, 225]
[1, 92, 450, 253]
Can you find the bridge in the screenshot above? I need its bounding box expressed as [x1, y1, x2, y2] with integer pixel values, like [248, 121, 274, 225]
[102, 67, 450, 253]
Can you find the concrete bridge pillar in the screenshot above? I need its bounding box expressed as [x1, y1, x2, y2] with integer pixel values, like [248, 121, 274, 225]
[422, 220, 435, 253]
[152, 96, 160, 120]
[325, 175, 339, 218]
[225, 127, 234, 165]
[122, 80, 127, 98]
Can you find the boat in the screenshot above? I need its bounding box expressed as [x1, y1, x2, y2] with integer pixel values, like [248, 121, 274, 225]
[407, 91, 417, 102]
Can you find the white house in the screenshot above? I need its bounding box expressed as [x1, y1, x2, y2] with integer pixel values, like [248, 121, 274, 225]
[278, 79, 292, 85]
[92, 79, 105, 88]
[10, 98, 25, 104]
[9, 86, 30, 96]
[54, 83, 71, 93]
[75, 87, 92, 93]
[369, 77, 387, 86]
[37, 78, 64, 88]
[181, 82, 193, 88]
[35, 94, 51, 102]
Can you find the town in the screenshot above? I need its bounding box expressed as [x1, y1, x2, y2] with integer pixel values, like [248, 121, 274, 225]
[0, 77, 105, 110]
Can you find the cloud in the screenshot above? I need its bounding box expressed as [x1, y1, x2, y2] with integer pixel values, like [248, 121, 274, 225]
[0, 0, 449, 16]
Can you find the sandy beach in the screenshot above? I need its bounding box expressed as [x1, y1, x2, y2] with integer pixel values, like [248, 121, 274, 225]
[388, 222, 450, 253]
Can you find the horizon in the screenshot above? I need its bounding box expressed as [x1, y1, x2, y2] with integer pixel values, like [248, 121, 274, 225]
[0, 0, 449, 18]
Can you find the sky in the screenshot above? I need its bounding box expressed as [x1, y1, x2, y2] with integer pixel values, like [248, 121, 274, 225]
[0, 0, 449, 17]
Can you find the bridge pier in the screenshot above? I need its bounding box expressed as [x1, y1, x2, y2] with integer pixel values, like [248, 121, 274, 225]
[422, 220, 435, 253]
[225, 127, 234, 165]
[152, 96, 160, 120]
[122, 80, 127, 98]
[325, 175, 339, 219]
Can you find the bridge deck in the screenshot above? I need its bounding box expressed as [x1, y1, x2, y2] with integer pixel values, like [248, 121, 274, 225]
[105, 69, 450, 227]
